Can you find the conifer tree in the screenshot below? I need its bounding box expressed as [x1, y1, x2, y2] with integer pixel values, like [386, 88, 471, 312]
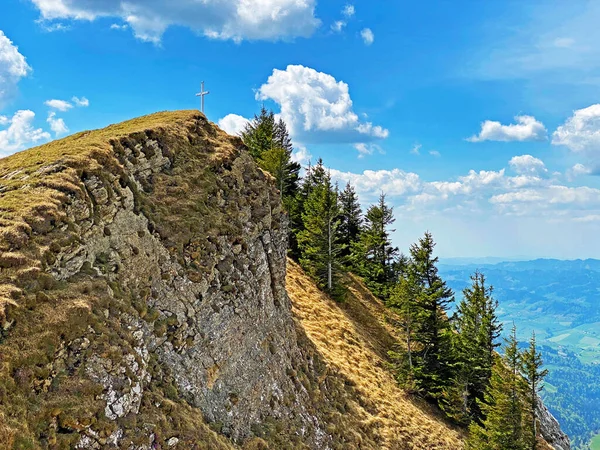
[241, 107, 301, 257]
[409, 232, 454, 398]
[273, 118, 301, 200]
[521, 332, 548, 450]
[241, 107, 300, 202]
[258, 146, 300, 203]
[352, 193, 398, 298]
[387, 265, 419, 390]
[297, 170, 343, 296]
[241, 106, 276, 159]
[467, 326, 527, 450]
[448, 271, 502, 423]
[338, 182, 362, 260]
[289, 159, 328, 259]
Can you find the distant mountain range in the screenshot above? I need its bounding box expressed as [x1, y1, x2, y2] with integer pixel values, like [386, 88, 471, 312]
[440, 257, 600, 267]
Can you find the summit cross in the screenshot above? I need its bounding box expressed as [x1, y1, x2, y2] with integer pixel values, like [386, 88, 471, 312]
[195, 81, 210, 113]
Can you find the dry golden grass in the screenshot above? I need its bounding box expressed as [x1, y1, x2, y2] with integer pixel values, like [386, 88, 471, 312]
[287, 259, 465, 450]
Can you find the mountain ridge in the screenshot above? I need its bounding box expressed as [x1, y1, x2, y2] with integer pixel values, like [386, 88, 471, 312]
[0, 110, 567, 449]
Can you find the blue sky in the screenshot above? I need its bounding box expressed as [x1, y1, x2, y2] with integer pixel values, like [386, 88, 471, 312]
[1, 0, 600, 259]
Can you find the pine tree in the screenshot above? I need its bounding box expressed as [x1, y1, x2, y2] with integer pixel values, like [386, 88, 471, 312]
[338, 182, 362, 260]
[467, 326, 527, 450]
[448, 271, 502, 423]
[352, 193, 398, 298]
[521, 332, 548, 450]
[409, 232, 454, 398]
[297, 170, 343, 296]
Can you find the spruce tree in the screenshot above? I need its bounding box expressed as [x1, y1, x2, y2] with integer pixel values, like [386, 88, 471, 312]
[241, 106, 275, 159]
[297, 170, 343, 296]
[258, 146, 300, 203]
[521, 332, 548, 450]
[352, 193, 398, 298]
[448, 271, 502, 423]
[387, 266, 419, 391]
[289, 159, 328, 259]
[409, 232, 454, 398]
[467, 326, 527, 450]
[273, 118, 301, 200]
[241, 107, 300, 202]
[338, 182, 362, 260]
[241, 107, 301, 256]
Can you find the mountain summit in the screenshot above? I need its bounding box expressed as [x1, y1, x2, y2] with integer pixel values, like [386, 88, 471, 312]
[0, 111, 567, 449]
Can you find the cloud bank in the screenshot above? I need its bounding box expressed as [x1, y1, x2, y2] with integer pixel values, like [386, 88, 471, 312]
[29, 0, 320, 43]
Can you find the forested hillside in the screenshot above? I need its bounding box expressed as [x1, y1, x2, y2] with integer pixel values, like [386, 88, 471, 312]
[439, 260, 600, 448]
[241, 107, 569, 450]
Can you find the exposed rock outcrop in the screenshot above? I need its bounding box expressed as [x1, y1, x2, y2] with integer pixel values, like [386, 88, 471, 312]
[538, 397, 571, 450]
[0, 112, 331, 448]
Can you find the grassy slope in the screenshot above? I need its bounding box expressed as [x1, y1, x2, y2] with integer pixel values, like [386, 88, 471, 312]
[287, 259, 465, 449]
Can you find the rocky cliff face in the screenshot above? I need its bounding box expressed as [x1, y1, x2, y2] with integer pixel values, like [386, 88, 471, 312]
[538, 397, 571, 450]
[0, 112, 336, 448]
[0, 111, 569, 450]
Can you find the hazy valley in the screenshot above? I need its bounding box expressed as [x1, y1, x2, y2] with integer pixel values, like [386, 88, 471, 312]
[440, 259, 600, 448]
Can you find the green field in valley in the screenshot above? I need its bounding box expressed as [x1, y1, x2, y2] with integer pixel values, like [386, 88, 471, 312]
[590, 433, 600, 449]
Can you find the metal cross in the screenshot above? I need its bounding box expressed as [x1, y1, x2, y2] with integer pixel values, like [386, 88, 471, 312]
[195, 81, 210, 113]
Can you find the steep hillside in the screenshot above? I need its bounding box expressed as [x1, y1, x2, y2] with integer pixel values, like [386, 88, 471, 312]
[287, 260, 465, 449]
[0, 110, 566, 449]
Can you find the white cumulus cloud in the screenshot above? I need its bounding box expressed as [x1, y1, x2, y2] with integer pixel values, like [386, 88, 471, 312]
[331, 167, 422, 199]
[354, 143, 383, 158]
[47, 111, 68, 136]
[329, 151, 600, 224]
[509, 155, 547, 175]
[291, 145, 311, 166]
[256, 65, 388, 145]
[360, 28, 374, 45]
[342, 5, 355, 18]
[45, 96, 89, 112]
[29, 0, 320, 43]
[0, 110, 51, 156]
[72, 96, 89, 107]
[567, 163, 592, 180]
[552, 104, 600, 153]
[468, 115, 547, 142]
[0, 30, 31, 105]
[217, 113, 249, 136]
[331, 21, 346, 32]
[45, 99, 73, 111]
[110, 23, 128, 30]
